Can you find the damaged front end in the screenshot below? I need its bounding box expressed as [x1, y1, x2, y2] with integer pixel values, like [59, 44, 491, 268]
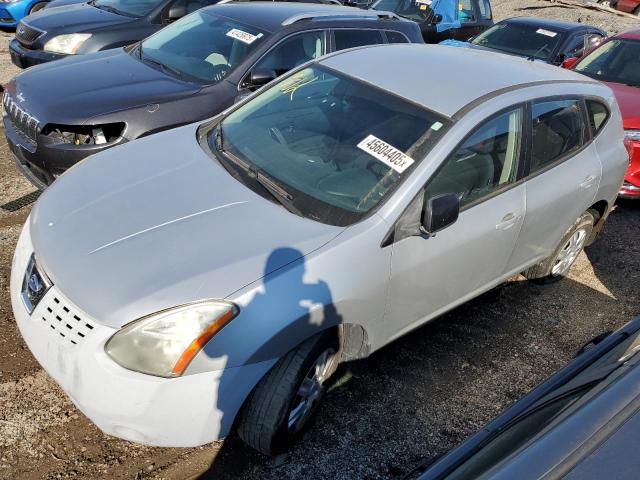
[42, 122, 126, 146]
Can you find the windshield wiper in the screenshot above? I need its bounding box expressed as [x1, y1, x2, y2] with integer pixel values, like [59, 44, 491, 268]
[141, 56, 183, 78]
[211, 126, 301, 215]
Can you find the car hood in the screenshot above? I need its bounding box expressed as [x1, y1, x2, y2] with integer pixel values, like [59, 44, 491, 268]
[9, 49, 200, 124]
[29, 125, 344, 329]
[603, 81, 640, 129]
[25, 3, 132, 32]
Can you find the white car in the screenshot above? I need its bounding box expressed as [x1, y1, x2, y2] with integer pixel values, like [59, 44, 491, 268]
[11, 44, 628, 455]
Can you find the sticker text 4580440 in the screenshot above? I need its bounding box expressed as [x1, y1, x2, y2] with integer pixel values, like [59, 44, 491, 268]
[357, 135, 415, 174]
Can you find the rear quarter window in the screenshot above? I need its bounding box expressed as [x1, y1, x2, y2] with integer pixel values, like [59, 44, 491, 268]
[586, 99, 609, 135]
[333, 29, 384, 51]
[385, 30, 409, 44]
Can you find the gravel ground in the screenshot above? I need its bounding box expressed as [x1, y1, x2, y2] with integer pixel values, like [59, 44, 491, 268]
[0, 2, 639, 479]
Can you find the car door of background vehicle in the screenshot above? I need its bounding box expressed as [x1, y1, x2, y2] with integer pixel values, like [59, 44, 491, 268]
[505, 97, 602, 273]
[383, 106, 526, 343]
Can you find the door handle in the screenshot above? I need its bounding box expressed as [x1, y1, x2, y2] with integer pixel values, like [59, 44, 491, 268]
[579, 175, 597, 189]
[495, 213, 521, 231]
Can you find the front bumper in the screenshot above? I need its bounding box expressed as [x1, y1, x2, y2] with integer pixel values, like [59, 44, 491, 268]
[620, 139, 640, 198]
[3, 113, 125, 190]
[10, 221, 274, 447]
[9, 38, 66, 68]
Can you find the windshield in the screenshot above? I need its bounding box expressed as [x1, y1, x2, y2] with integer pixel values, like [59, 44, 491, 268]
[439, 329, 640, 480]
[90, 0, 163, 17]
[139, 11, 268, 83]
[472, 23, 564, 61]
[207, 65, 448, 226]
[574, 38, 640, 87]
[371, 0, 436, 22]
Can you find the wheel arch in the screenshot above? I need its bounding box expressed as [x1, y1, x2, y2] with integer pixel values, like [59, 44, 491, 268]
[586, 199, 609, 246]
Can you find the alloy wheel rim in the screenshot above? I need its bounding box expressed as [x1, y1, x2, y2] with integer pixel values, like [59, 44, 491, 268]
[551, 228, 587, 276]
[287, 348, 337, 434]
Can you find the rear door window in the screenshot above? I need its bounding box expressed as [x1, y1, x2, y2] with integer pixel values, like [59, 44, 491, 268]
[530, 99, 587, 174]
[333, 29, 385, 51]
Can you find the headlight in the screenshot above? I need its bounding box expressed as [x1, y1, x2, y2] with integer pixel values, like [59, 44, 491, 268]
[105, 301, 238, 378]
[625, 130, 640, 142]
[43, 33, 91, 54]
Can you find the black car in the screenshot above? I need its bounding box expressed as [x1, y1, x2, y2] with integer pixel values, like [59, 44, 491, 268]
[445, 16, 607, 65]
[2, 2, 422, 189]
[9, 0, 224, 68]
[409, 315, 640, 480]
[371, 0, 493, 43]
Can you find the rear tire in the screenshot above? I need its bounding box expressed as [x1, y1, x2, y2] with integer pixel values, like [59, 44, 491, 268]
[236, 331, 339, 455]
[523, 211, 594, 284]
[28, 1, 47, 14]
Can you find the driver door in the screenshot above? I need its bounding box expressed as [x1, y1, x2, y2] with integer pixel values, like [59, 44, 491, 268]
[382, 106, 526, 342]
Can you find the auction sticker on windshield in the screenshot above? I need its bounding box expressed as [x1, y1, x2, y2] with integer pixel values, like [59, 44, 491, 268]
[536, 28, 557, 37]
[357, 135, 415, 174]
[227, 29, 259, 44]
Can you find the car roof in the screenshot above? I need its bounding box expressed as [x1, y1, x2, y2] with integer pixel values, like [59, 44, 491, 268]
[319, 44, 596, 118]
[500, 16, 600, 33]
[203, 2, 398, 33]
[615, 28, 640, 40]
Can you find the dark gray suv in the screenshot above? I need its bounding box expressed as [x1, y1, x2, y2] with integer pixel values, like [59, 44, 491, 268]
[3, 2, 422, 189]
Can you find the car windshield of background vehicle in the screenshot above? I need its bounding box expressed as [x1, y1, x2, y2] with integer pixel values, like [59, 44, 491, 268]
[209, 65, 449, 226]
[372, 0, 435, 22]
[139, 11, 268, 83]
[574, 39, 640, 87]
[90, 0, 162, 18]
[472, 23, 563, 61]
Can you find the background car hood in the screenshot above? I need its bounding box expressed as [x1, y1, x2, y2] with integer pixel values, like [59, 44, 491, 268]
[10, 49, 200, 124]
[25, 3, 132, 32]
[604, 81, 640, 129]
[29, 125, 344, 329]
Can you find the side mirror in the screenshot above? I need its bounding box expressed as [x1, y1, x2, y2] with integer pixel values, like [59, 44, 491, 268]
[167, 4, 187, 21]
[421, 193, 459, 235]
[249, 69, 277, 88]
[434, 13, 443, 23]
[561, 57, 579, 69]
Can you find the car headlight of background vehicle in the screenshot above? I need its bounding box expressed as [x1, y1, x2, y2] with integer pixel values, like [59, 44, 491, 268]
[105, 301, 239, 378]
[625, 129, 640, 142]
[43, 33, 92, 54]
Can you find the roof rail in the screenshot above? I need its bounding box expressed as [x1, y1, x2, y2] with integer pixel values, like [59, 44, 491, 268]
[282, 10, 400, 26]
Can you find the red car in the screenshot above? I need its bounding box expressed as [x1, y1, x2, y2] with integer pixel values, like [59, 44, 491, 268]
[565, 29, 640, 198]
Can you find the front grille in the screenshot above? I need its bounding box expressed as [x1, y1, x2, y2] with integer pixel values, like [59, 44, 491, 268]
[15, 21, 44, 45]
[36, 291, 96, 346]
[3, 91, 40, 147]
[0, 8, 14, 22]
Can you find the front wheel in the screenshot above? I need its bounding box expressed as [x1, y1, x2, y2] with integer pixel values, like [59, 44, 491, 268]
[236, 331, 339, 455]
[523, 211, 594, 284]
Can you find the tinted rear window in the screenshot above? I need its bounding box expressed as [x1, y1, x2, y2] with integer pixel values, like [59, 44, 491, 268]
[334, 29, 384, 51]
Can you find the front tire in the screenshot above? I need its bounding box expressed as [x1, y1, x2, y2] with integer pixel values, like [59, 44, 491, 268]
[523, 211, 594, 284]
[236, 331, 339, 455]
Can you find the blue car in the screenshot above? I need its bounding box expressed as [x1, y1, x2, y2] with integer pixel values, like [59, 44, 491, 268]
[0, 0, 50, 27]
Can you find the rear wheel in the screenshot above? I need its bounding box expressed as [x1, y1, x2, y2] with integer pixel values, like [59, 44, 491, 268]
[523, 211, 594, 284]
[28, 1, 47, 14]
[236, 331, 339, 455]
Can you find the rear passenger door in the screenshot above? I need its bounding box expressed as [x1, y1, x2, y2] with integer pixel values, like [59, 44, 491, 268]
[506, 97, 602, 272]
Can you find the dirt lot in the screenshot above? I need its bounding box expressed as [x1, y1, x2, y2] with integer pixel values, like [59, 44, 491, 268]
[0, 1, 639, 479]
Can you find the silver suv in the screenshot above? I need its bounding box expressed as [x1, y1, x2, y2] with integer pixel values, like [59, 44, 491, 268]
[11, 44, 628, 455]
